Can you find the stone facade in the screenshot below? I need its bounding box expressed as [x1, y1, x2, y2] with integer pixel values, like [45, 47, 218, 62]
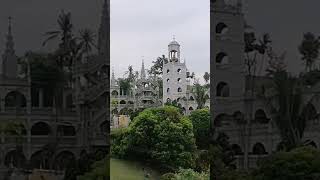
[0, 0, 109, 176]
[111, 39, 210, 128]
[211, 0, 320, 169]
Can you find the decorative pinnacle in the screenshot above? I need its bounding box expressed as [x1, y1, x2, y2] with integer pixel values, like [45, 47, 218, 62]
[8, 16, 12, 34]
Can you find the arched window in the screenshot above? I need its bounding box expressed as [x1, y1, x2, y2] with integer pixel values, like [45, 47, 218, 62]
[167, 79, 170, 82]
[128, 101, 134, 104]
[178, 88, 182, 92]
[31, 122, 51, 136]
[120, 100, 126, 104]
[231, 144, 243, 155]
[214, 113, 228, 127]
[111, 90, 118, 96]
[111, 108, 118, 115]
[189, 107, 194, 111]
[177, 69, 182, 73]
[177, 78, 181, 83]
[167, 88, 170, 93]
[57, 125, 76, 136]
[4, 150, 26, 168]
[53, 151, 76, 170]
[216, 82, 230, 97]
[252, 143, 267, 155]
[216, 52, 229, 64]
[189, 96, 194, 101]
[216, 22, 229, 35]
[233, 111, 245, 124]
[31, 151, 48, 169]
[255, 109, 269, 123]
[167, 69, 170, 73]
[5, 91, 27, 108]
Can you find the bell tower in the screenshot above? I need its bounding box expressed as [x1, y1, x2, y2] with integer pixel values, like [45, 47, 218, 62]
[168, 36, 181, 62]
[211, 0, 247, 166]
[163, 37, 187, 104]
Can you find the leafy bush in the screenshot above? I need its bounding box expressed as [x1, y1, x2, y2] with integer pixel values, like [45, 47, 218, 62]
[77, 157, 109, 180]
[253, 146, 320, 180]
[163, 169, 209, 180]
[111, 106, 197, 170]
[189, 109, 210, 149]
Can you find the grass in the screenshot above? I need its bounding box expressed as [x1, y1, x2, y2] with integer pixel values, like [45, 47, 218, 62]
[110, 158, 161, 180]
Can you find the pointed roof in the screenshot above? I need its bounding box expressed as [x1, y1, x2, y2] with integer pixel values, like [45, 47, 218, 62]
[3, 16, 15, 56]
[98, 0, 110, 57]
[140, 59, 146, 79]
[111, 67, 116, 86]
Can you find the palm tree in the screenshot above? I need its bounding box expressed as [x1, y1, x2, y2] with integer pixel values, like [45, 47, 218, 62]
[43, 10, 75, 69]
[78, 28, 97, 62]
[193, 80, 209, 109]
[259, 70, 318, 150]
[203, 72, 210, 85]
[298, 32, 320, 72]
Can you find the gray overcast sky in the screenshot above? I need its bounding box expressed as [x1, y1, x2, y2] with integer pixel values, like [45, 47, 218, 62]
[0, 0, 319, 76]
[110, 0, 210, 78]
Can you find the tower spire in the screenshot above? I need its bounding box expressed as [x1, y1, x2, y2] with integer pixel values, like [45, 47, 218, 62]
[98, 0, 110, 58]
[141, 57, 146, 79]
[111, 66, 116, 86]
[4, 16, 15, 56]
[2, 16, 18, 78]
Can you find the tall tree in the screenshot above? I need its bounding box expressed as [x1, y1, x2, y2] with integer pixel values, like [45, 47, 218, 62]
[193, 80, 209, 109]
[244, 32, 272, 76]
[125, 65, 135, 82]
[42, 10, 76, 69]
[78, 28, 97, 61]
[148, 55, 168, 76]
[260, 70, 319, 150]
[298, 32, 320, 72]
[203, 72, 210, 84]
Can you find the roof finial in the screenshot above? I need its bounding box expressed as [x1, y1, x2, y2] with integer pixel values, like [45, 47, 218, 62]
[173, 35, 176, 41]
[8, 16, 12, 34]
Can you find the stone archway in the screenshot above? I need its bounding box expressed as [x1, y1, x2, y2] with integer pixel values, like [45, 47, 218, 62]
[5, 91, 27, 108]
[4, 149, 26, 168]
[31, 122, 51, 136]
[53, 151, 76, 170]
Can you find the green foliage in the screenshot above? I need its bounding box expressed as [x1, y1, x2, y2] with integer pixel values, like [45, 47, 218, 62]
[164, 101, 183, 114]
[253, 146, 320, 180]
[78, 157, 109, 180]
[118, 78, 131, 95]
[193, 80, 209, 109]
[209, 133, 237, 180]
[189, 109, 210, 149]
[111, 128, 130, 157]
[298, 32, 320, 72]
[262, 71, 313, 150]
[194, 150, 210, 172]
[300, 70, 320, 86]
[148, 55, 168, 76]
[161, 169, 209, 180]
[111, 106, 197, 170]
[203, 72, 210, 84]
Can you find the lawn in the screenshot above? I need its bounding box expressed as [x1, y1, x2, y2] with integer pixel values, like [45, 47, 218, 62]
[110, 158, 161, 180]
